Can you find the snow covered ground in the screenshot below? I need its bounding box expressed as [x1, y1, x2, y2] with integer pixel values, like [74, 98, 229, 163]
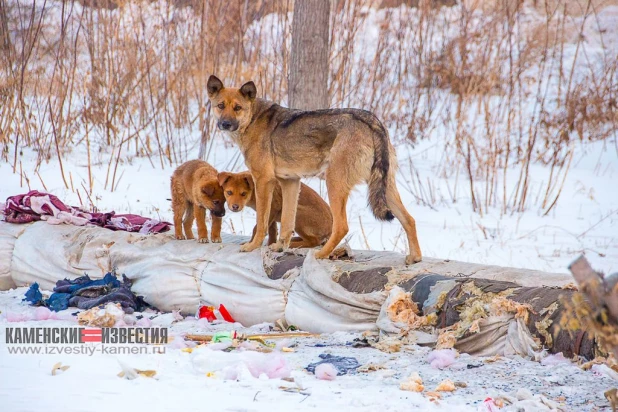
[1, 287, 616, 412]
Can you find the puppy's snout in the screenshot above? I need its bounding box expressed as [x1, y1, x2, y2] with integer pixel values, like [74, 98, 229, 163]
[231, 204, 240, 212]
[213, 209, 225, 218]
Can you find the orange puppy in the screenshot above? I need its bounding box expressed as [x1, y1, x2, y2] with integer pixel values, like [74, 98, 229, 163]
[171, 160, 226, 243]
[218, 171, 332, 248]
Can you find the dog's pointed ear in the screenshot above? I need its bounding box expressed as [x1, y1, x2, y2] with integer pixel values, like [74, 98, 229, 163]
[202, 180, 218, 197]
[240, 171, 254, 189]
[239, 81, 257, 101]
[207, 75, 224, 97]
[217, 172, 232, 187]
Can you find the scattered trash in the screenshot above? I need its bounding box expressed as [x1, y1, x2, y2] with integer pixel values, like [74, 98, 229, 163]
[306, 354, 360, 376]
[4, 190, 170, 233]
[23, 271, 151, 313]
[467, 363, 483, 369]
[592, 364, 618, 381]
[315, 363, 338, 381]
[357, 363, 386, 373]
[399, 372, 424, 392]
[218, 304, 236, 323]
[196, 304, 236, 323]
[436, 330, 457, 349]
[78, 303, 125, 327]
[427, 349, 458, 369]
[51, 362, 70, 376]
[117, 360, 157, 380]
[425, 391, 442, 401]
[192, 348, 291, 380]
[540, 352, 572, 367]
[372, 336, 402, 353]
[197, 306, 217, 322]
[185, 331, 319, 343]
[435, 379, 456, 392]
[478, 397, 501, 412]
[483, 355, 503, 363]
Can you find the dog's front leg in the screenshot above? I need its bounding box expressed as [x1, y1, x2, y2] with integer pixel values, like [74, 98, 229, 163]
[269, 178, 300, 252]
[239, 176, 275, 252]
[210, 214, 222, 243]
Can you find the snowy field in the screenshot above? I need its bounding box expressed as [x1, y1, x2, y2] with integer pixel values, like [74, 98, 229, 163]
[1, 1, 618, 411]
[1, 287, 617, 412]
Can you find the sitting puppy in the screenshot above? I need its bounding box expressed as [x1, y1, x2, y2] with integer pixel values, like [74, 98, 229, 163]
[218, 171, 332, 248]
[171, 160, 226, 243]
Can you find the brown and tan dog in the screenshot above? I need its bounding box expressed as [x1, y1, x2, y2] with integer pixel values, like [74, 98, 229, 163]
[171, 159, 226, 243]
[218, 171, 332, 248]
[206, 75, 422, 264]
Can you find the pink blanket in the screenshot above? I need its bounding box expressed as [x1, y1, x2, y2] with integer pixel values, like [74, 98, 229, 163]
[2, 190, 170, 234]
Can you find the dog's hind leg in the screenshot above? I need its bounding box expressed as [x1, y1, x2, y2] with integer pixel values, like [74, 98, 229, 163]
[270, 178, 300, 252]
[386, 175, 422, 264]
[290, 235, 322, 249]
[183, 202, 195, 240]
[267, 222, 278, 245]
[240, 175, 276, 252]
[315, 173, 351, 260]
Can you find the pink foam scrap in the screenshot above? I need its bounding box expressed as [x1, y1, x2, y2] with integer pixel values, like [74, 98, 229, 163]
[426, 348, 458, 369]
[315, 363, 338, 380]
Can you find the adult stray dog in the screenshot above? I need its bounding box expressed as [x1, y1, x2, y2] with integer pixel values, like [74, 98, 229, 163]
[171, 159, 226, 243]
[218, 171, 333, 248]
[207, 75, 422, 264]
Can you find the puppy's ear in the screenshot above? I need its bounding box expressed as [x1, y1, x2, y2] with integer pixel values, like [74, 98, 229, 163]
[239, 81, 257, 101]
[207, 75, 224, 97]
[240, 171, 254, 189]
[202, 181, 217, 197]
[217, 172, 232, 187]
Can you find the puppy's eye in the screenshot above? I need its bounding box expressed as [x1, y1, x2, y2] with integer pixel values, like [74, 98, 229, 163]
[213, 200, 220, 205]
[241, 192, 247, 197]
[217, 103, 225, 110]
[233, 105, 242, 112]
[226, 191, 233, 196]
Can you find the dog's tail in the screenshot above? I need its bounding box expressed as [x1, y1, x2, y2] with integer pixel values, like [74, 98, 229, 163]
[366, 114, 395, 222]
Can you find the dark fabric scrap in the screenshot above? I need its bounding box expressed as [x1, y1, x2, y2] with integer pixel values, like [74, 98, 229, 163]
[23, 283, 43, 305]
[22, 270, 152, 314]
[306, 354, 360, 376]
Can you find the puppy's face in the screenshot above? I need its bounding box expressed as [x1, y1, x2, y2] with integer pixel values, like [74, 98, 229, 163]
[194, 178, 226, 217]
[207, 75, 256, 133]
[217, 172, 253, 212]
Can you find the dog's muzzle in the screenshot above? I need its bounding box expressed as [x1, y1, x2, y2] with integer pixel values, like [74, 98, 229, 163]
[212, 210, 226, 218]
[217, 120, 238, 132]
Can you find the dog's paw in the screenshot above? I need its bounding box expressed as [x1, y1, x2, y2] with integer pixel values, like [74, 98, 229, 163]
[268, 241, 287, 253]
[240, 242, 261, 253]
[175, 235, 186, 240]
[211, 236, 222, 243]
[314, 250, 331, 260]
[405, 254, 422, 265]
[197, 237, 210, 244]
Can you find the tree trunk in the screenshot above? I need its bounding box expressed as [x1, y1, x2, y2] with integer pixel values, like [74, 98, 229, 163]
[289, 0, 330, 110]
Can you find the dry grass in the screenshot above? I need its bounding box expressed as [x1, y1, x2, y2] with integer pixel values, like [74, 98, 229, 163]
[0, 0, 616, 214]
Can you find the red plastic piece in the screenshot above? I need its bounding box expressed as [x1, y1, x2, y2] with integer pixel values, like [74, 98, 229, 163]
[218, 304, 236, 323]
[198, 306, 217, 322]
